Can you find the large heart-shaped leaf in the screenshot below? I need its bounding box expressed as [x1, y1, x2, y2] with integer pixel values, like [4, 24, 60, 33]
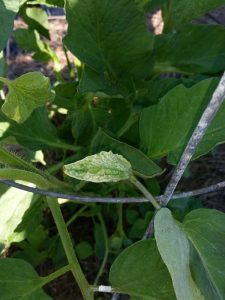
[140, 78, 225, 164]
[0, 258, 51, 299]
[154, 25, 225, 75]
[0, 72, 54, 123]
[109, 240, 175, 299]
[183, 209, 225, 299]
[64, 0, 154, 87]
[154, 208, 203, 300]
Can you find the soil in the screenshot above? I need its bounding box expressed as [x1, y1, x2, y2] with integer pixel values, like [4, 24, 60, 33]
[3, 6, 225, 300]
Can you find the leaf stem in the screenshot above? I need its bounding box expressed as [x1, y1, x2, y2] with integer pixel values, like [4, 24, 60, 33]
[130, 176, 161, 210]
[46, 197, 93, 300]
[41, 264, 71, 285]
[94, 213, 109, 285]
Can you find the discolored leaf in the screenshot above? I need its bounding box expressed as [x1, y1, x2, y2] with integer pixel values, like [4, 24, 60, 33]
[64, 151, 132, 183]
[0, 72, 54, 123]
[92, 129, 162, 178]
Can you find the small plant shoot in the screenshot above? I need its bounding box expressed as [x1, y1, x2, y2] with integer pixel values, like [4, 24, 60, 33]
[0, 0, 225, 299]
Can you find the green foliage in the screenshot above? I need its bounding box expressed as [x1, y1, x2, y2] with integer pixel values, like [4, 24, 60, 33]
[0, 258, 51, 299]
[109, 240, 175, 299]
[0, 0, 225, 299]
[154, 208, 203, 299]
[0, 72, 54, 123]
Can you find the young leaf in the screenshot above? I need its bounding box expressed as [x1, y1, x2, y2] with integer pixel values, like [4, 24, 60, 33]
[0, 72, 54, 123]
[140, 78, 225, 164]
[0, 258, 51, 300]
[183, 209, 225, 299]
[92, 129, 162, 178]
[64, 151, 132, 183]
[154, 208, 203, 300]
[109, 240, 175, 299]
[0, 0, 20, 51]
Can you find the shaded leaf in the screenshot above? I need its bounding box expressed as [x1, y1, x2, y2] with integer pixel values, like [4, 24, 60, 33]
[183, 209, 225, 299]
[92, 129, 162, 178]
[109, 240, 175, 299]
[0, 258, 51, 299]
[154, 25, 225, 74]
[64, 151, 132, 183]
[64, 0, 154, 86]
[0, 72, 54, 123]
[0, 108, 68, 151]
[162, 0, 225, 29]
[0, 0, 19, 51]
[155, 208, 203, 300]
[140, 78, 225, 164]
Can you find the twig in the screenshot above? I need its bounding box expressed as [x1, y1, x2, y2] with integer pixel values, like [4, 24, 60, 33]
[162, 71, 225, 205]
[1, 179, 225, 204]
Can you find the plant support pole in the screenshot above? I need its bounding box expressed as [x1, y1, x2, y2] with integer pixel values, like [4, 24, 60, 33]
[162, 71, 225, 205]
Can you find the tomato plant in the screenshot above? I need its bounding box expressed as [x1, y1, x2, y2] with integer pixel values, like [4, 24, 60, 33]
[0, 0, 225, 299]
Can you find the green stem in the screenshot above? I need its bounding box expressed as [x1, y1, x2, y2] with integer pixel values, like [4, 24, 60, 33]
[46, 197, 93, 300]
[66, 205, 88, 227]
[0, 168, 51, 189]
[94, 213, 109, 285]
[47, 153, 79, 175]
[116, 203, 125, 237]
[41, 264, 71, 285]
[130, 176, 161, 210]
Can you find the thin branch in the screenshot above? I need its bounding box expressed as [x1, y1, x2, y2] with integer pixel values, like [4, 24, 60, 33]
[163, 71, 225, 205]
[1, 179, 225, 204]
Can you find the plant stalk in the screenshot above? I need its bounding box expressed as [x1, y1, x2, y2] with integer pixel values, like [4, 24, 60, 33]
[46, 197, 93, 300]
[130, 176, 161, 210]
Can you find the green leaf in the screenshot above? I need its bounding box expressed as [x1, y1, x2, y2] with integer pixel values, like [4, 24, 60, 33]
[92, 129, 162, 178]
[21, 6, 50, 38]
[162, 0, 225, 29]
[0, 187, 35, 247]
[154, 208, 203, 300]
[79, 65, 135, 97]
[75, 241, 93, 260]
[109, 240, 175, 299]
[64, 0, 154, 83]
[64, 151, 132, 183]
[0, 0, 20, 51]
[0, 258, 51, 299]
[0, 108, 70, 151]
[183, 209, 225, 299]
[140, 78, 225, 164]
[0, 72, 54, 123]
[154, 25, 225, 74]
